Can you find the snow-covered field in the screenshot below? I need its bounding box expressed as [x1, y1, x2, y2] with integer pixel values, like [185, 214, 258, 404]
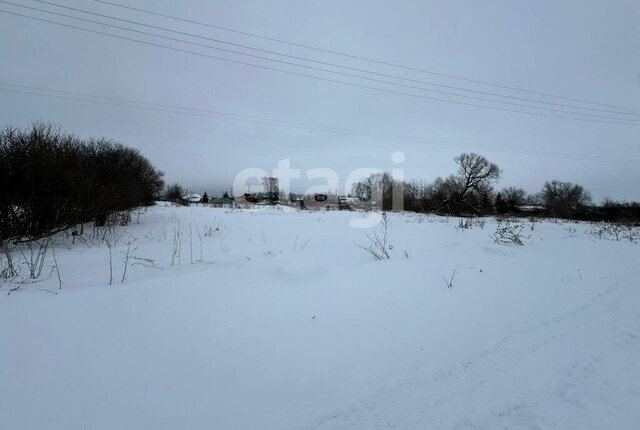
[1, 204, 639, 429]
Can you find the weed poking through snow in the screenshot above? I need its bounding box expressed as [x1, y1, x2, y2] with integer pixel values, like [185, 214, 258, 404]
[357, 212, 392, 260]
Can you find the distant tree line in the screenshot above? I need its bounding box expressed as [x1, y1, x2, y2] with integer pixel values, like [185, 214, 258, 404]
[162, 184, 233, 205]
[351, 152, 639, 223]
[0, 123, 164, 242]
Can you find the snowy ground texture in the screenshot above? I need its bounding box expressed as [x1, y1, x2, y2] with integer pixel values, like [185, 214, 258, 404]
[1, 204, 639, 430]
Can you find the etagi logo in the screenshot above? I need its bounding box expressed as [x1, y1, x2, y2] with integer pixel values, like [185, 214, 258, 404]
[232, 151, 405, 229]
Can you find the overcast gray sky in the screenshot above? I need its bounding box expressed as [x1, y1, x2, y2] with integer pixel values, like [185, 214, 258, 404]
[1, 0, 639, 200]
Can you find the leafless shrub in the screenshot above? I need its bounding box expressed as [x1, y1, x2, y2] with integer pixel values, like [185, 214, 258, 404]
[1, 243, 20, 279]
[457, 218, 473, 230]
[588, 223, 639, 243]
[357, 212, 392, 260]
[106, 211, 132, 227]
[626, 227, 640, 243]
[0, 123, 163, 242]
[99, 222, 127, 285]
[18, 238, 50, 279]
[99, 223, 124, 247]
[135, 208, 147, 224]
[588, 224, 606, 240]
[120, 237, 138, 283]
[457, 218, 486, 230]
[490, 221, 530, 245]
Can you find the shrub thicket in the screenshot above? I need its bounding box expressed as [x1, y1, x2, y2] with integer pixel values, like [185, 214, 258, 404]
[0, 123, 164, 242]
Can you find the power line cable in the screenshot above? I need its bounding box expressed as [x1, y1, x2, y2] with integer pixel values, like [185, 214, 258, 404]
[19, 0, 640, 118]
[1, 81, 636, 164]
[7, 1, 638, 122]
[1, 8, 638, 126]
[87, 0, 640, 113]
[0, 84, 605, 160]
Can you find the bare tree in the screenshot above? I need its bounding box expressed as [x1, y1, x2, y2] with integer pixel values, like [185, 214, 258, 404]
[542, 180, 592, 218]
[261, 177, 280, 202]
[524, 192, 544, 206]
[453, 153, 502, 200]
[350, 172, 402, 211]
[351, 176, 373, 202]
[165, 183, 186, 204]
[437, 153, 501, 214]
[501, 186, 527, 209]
[403, 179, 430, 211]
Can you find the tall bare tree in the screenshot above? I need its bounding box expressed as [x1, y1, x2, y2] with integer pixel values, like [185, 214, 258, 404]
[501, 186, 527, 209]
[542, 180, 592, 218]
[453, 153, 501, 199]
[443, 153, 501, 213]
[261, 177, 280, 202]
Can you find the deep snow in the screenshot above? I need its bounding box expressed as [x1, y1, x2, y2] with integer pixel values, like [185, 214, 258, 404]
[1, 204, 639, 429]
